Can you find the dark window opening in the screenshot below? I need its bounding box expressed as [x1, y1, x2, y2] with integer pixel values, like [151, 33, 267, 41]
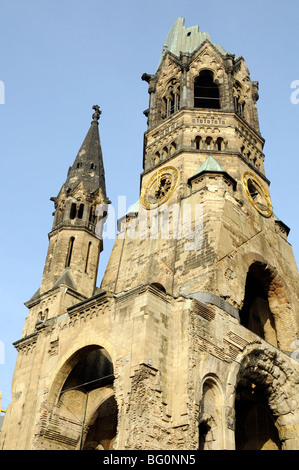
[194, 70, 220, 109]
[195, 136, 202, 150]
[65, 237, 75, 267]
[205, 136, 213, 150]
[85, 242, 91, 273]
[233, 82, 245, 117]
[89, 207, 94, 223]
[78, 203, 84, 219]
[161, 80, 180, 119]
[170, 141, 176, 154]
[162, 146, 168, 159]
[240, 271, 277, 346]
[61, 348, 114, 394]
[216, 137, 224, 151]
[70, 203, 77, 220]
[151, 282, 166, 293]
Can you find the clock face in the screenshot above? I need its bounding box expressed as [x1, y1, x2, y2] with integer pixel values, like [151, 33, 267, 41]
[141, 166, 179, 209]
[242, 171, 273, 217]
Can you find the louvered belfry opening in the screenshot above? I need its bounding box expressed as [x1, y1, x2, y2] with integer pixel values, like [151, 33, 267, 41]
[194, 70, 220, 109]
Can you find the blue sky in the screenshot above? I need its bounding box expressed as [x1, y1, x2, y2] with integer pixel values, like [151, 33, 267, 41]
[0, 0, 298, 411]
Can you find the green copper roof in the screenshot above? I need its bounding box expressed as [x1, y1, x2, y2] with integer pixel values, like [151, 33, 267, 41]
[193, 155, 225, 176]
[159, 17, 227, 65]
[126, 200, 139, 215]
[190, 155, 237, 189]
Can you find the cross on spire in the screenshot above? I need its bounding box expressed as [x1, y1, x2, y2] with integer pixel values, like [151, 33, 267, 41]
[92, 105, 101, 122]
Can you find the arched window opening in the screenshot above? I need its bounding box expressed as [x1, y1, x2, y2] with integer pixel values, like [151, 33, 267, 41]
[70, 203, 77, 220]
[61, 348, 114, 394]
[170, 141, 177, 155]
[205, 136, 213, 150]
[240, 269, 277, 347]
[216, 137, 223, 151]
[235, 379, 281, 450]
[195, 136, 202, 150]
[56, 346, 117, 450]
[151, 282, 166, 293]
[89, 207, 95, 224]
[194, 70, 220, 109]
[65, 237, 75, 267]
[233, 82, 245, 117]
[78, 203, 84, 219]
[198, 378, 223, 450]
[153, 152, 160, 165]
[162, 79, 180, 119]
[85, 242, 91, 273]
[162, 146, 168, 160]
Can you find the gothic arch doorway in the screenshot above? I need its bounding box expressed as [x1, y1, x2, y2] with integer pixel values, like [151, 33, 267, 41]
[45, 345, 117, 450]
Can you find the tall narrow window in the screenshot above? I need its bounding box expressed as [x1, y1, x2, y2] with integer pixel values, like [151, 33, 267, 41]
[162, 79, 180, 119]
[78, 203, 84, 219]
[195, 136, 202, 150]
[65, 237, 75, 267]
[205, 136, 213, 150]
[85, 242, 91, 273]
[240, 269, 277, 346]
[170, 141, 177, 155]
[194, 70, 220, 109]
[162, 147, 168, 159]
[70, 203, 77, 220]
[216, 137, 223, 151]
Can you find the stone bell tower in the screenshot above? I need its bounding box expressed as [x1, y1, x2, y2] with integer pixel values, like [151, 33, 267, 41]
[2, 18, 299, 451]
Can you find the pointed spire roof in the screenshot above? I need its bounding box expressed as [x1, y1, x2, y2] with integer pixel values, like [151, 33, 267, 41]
[53, 268, 77, 290]
[65, 105, 107, 195]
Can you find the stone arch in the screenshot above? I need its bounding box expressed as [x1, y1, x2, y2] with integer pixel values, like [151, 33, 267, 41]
[41, 342, 118, 450]
[82, 391, 118, 450]
[226, 343, 299, 450]
[161, 77, 180, 119]
[47, 336, 116, 407]
[240, 253, 298, 350]
[198, 375, 225, 449]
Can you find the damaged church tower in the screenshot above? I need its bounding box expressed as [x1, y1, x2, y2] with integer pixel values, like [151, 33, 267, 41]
[1, 18, 299, 450]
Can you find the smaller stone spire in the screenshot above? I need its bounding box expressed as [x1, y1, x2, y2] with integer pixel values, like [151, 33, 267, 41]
[65, 105, 106, 196]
